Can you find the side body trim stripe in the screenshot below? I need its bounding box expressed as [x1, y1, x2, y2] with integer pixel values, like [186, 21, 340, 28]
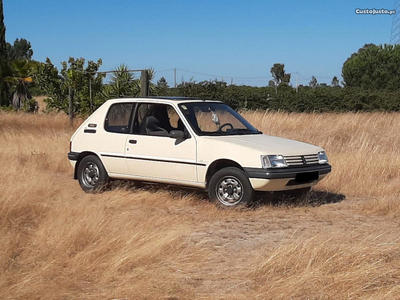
[101, 154, 206, 166]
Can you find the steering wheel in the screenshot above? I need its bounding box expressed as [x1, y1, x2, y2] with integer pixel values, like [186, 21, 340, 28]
[218, 123, 234, 131]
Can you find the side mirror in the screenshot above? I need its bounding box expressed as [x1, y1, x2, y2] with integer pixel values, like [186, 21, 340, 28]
[169, 130, 185, 139]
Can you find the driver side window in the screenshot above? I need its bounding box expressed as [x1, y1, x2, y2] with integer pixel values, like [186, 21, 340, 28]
[134, 103, 186, 136]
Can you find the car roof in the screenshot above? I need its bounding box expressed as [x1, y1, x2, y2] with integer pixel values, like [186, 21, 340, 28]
[149, 96, 199, 100]
[106, 97, 222, 104]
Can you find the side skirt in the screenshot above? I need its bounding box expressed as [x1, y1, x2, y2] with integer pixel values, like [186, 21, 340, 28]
[108, 173, 207, 189]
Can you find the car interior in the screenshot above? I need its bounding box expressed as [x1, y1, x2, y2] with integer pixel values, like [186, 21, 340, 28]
[138, 104, 185, 136]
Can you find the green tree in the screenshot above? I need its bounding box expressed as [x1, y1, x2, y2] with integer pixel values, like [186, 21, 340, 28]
[155, 76, 169, 96]
[0, 0, 5, 56]
[268, 80, 276, 87]
[7, 38, 33, 60]
[33, 58, 63, 102]
[157, 76, 168, 88]
[34, 57, 104, 114]
[309, 76, 318, 88]
[0, 0, 10, 106]
[4, 59, 35, 109]
[102, 64, 139, 99]
[269, 63, 291, 94]
[342, 43, 400, 90]
[62, 57, 104, 113]
[102, 65, 155, 99]
[331, 76, 340, 87]
[164, 78, 400, 112]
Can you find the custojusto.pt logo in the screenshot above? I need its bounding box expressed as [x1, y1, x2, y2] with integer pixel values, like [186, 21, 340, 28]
[355, 8, 396, 15]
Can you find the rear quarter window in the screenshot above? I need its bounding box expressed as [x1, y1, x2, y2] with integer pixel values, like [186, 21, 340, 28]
[105, 103, 134, 134]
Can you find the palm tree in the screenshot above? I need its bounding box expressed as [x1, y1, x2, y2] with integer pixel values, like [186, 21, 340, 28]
[102, 65, 156, 99]
[102, 64, 139, 99]
[4, 59, 34, 109]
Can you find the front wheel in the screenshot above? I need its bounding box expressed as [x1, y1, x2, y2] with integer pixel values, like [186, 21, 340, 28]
[77, 155, 109, 192]
[208, 167, 254, 207]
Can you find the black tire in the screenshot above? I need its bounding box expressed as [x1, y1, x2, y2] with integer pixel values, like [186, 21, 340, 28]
[77, 155, 109, 192]
[208, 167, 254, 207]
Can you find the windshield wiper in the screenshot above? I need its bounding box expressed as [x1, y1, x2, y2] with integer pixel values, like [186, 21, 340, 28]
[231, 129, 263, 135]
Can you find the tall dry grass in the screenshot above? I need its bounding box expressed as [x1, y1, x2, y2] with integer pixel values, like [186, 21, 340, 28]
[243, 110, 400, 197]
[0, 111, 399, 299]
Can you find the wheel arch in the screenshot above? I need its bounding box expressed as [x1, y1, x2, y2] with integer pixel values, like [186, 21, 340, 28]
[205, 159, 245, 187]
[74, 151, 102, 179]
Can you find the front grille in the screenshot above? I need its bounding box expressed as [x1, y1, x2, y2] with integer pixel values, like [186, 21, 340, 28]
[284, 154, 319, 167]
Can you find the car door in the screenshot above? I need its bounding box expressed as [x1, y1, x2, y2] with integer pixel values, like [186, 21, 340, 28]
[124, 103, 197, 183]
[100, 102, 134, 175]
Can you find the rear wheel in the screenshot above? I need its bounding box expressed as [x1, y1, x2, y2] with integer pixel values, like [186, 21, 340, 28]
[208, 167, 253, 207]
[77, 155, 109, 192]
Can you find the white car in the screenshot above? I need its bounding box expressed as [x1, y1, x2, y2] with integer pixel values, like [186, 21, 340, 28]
[68, 97, 331, 207]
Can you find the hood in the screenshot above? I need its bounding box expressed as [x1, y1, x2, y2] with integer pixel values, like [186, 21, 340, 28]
[203, 134, 323, 156]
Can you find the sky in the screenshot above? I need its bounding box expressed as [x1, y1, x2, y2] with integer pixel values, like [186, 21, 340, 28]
[3, 0, 398, 86]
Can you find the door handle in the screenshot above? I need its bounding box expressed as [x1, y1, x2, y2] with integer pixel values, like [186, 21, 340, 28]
[129, 139, 137, 144]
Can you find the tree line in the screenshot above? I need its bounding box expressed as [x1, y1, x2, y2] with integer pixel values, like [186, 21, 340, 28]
[155, 44, 400, 112]
[1, 0, 399, 114]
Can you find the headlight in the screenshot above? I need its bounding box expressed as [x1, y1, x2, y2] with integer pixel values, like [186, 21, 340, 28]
[318, 151, 329, 164]
[261, 155, 287, 168]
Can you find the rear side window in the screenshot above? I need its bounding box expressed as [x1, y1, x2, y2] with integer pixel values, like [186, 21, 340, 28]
[105, 103, 134, 134]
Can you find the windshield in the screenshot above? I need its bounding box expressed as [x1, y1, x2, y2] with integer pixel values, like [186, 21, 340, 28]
[178, 102, 261, 136]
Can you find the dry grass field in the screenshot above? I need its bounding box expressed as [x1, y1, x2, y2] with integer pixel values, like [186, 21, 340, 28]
[0, 111, 399, 299]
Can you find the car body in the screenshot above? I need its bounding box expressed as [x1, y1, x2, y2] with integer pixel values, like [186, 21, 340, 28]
[68, 97, 331, 206]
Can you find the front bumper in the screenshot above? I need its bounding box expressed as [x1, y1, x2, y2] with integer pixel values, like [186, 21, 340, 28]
[245, 164, 331, 179]
[244, 164, 332, 191]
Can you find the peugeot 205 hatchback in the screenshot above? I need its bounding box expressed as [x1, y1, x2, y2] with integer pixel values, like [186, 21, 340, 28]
[68, 97, 331, 207]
